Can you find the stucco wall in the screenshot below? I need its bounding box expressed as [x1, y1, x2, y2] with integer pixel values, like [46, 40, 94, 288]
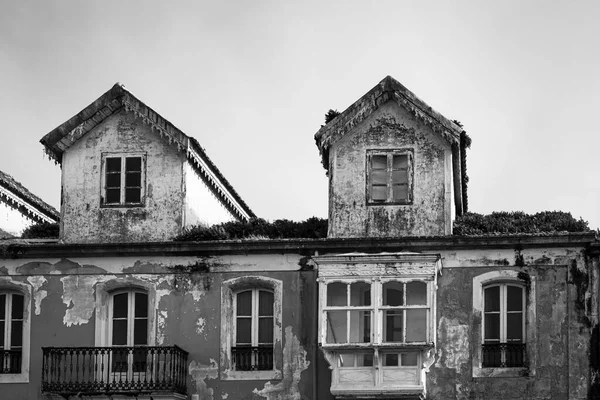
[183, 163, 235, 228]
[328, 101, 452, 238]
[60, 110, 186, 243]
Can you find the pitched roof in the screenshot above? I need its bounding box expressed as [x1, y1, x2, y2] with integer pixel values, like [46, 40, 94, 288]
[314, 75, 470, 215]
[40, 83, 256, 222]
[0, 170, 59, 224]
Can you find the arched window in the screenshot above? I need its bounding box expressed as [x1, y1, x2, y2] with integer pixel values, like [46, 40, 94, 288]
[482, 283, 525, 368]
[0, 292, 24, 374]
[233, 289, 274, 371]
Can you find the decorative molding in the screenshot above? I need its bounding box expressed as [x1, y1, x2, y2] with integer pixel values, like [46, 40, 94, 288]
[0, 185, 56, 224]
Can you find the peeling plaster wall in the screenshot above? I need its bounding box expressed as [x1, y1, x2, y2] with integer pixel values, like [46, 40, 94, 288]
[183, 162, 235, 227]
[427, 247, 593, 400]
[60, 109, 186, 243]
[328, 102, 452, 238]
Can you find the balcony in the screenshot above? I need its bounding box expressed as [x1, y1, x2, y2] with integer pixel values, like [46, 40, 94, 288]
[0, 350, 22, 374]
[232, 345, 273, 371]
[42, 346, 188, 396]
[482, 343, 526, 368]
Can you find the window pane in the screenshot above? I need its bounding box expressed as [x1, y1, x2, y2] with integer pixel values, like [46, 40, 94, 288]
[392, 155, 408, 169]
[236, 318, 251, 344]
[361, 352, 373, 367]
[371, 185, 387, 201]
[106, 173, 121, 188]
[392, 184, 408, 201]
[327, 283, 347, 306]
[135, 293, 148, 318]
[11, 295, 23, 320]
[11, 321, 23, 347]
[384, 310, 403, 342]
[371, 170, 387, 185]
[236, 291, 252, 316]
[0, 321, 4, 347]
[484, 313, 500, 341]
[125, 157, 142, 172]
[125, 172, 141, 187]
[350, 282, 370, 306]
[106, 158, 121, 172]
[112, 320, 128, 345]
[0, 294, 5, 320]
[258, 317, 274, 344]
[401, 352, 418, 366]
[371, 155, 387, 169]
[125, 188, 141, 203]
[112, 293, 128, 319]
[337, 353, 353, 367]
[484, 286, 500, 312]
[349, 311, 371, 343]
[384, 354, 399, 366]
[259, 291, 274, 316]
[406, 309, 427, 342]
[326, 311, 347, 343]
[391, 170, 408, 184]
[406, 282, 427, 305]
[507, 286, 523, 312]
[106, 188, 121, 203]
[383, 282, 404, 306]
[506, 313, 523, 341]
[134, 319, 148, 345]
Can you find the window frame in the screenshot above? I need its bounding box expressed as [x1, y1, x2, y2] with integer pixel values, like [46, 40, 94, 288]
[366, 148, 414, 206]
[221, 276, 282, 381]
[108, 289, 149, 347]
[0, 280, 32, 383]
[100, 152, 147, 207]
[472, 271, 536, 378]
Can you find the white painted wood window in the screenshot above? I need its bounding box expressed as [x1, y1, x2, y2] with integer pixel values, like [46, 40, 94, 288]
[0, 293, 24, 374]
[367, 149, 413, 205]
[102, 153, 146, 206]
[233, 289, 274, 371]
[482, 283, 526, 367]
[109, 290, 148, 375]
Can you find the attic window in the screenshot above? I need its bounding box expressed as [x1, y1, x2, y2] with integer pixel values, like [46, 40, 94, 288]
[366, 149, 413, 205]
[101, 153, 146, 206]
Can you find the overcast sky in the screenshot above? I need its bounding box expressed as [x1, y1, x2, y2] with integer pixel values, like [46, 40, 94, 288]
[1, 0, 599, 229]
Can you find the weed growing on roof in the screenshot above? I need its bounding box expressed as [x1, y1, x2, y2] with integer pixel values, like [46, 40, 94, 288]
[453, 211, 589, 235]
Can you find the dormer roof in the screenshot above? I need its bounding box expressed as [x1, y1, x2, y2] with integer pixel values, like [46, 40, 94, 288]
[0, 169, 59, 224]
[314, 75, 470, 215]
[40, 83, 256, 222]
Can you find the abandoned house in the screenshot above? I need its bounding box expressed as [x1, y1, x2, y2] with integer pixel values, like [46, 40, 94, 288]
[0, 76, 598, 400]
[0, 170, 59, 238]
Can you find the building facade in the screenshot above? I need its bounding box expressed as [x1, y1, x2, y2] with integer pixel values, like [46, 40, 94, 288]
[0, 77, 598, 399]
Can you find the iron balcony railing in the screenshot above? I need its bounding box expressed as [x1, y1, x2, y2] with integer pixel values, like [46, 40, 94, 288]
[232, 345, 273, 371]
[0, 350, 22, 374]
[482, 343, 526, 368]
[42, 346, 188, 395]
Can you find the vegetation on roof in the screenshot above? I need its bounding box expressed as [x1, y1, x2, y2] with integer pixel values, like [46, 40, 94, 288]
[21, 222, 59, 239]
[174, 217, 328, 241]
[453, 211, 589, 235]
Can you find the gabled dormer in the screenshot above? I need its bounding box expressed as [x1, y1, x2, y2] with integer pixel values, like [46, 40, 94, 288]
[315, 76, 469, 238]
[41, 83, 255, 243]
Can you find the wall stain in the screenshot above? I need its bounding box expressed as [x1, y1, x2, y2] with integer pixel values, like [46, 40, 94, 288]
[189, 358, 218, 399]
[253, 326, 309, 400]
[17, 258, 107, 275]
[60, 275, 104, 326]
[27, 276, 48, 315]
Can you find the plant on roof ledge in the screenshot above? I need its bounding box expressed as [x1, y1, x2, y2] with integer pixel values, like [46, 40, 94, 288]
[453, 211, 589, 235]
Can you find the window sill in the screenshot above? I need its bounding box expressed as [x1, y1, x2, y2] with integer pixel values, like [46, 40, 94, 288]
[0, 372, 29, 383]
[100, 203, 145, 208]
[366, 200, 413, 206]
[321, 342, 434, 350]
[221, 369, 282, 381]
[473, 366, 529, 378]
[331, 385, 424, 398]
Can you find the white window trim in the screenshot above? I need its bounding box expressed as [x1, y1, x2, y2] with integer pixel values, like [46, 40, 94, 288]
[100, 152, 147, 207]
[220, 276, 282, 381]
[95, 279, 156, 348]
[108, 289, 149, 347]
[472, 270, 537, 378]
[233, 288, 274, 348]
[0, 279, 32, 383]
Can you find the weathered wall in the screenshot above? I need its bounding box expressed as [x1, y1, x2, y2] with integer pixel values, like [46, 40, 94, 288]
[0, 253, 316, 400]
[428, 246, 593, 400]
[183, 163, 235, 228]
[0, 201, 35, 236]
[328, 101, 452, 238]
[60, 109, 186, 243]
